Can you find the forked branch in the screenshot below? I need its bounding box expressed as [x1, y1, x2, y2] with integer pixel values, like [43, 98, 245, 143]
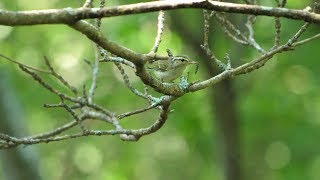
[0, 0, 320, 148]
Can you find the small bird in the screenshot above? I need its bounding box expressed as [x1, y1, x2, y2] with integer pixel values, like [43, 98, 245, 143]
[147, 49, 198, 82]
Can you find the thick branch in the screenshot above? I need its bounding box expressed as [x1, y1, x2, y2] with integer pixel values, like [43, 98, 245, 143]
[0, 0, 319, 26]
[70, 21, 186, 96]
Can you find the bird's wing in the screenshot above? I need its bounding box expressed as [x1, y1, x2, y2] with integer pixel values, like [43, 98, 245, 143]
[147, 60, 169, 71]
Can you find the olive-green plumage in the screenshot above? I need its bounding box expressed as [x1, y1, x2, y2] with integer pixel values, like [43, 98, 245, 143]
[147, 54, 198, 82]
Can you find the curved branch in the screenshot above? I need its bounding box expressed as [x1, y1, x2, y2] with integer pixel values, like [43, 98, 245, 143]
[0, 101, 171, 148]
[0, 0, 319, 26]
[188, 22, 312, 92]
[70, 20, 186, 96]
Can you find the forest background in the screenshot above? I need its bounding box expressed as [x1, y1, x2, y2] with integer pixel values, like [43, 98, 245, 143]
[1, 0, 320, 180]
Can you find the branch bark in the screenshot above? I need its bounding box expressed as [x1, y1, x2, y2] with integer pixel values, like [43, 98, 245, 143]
[0, 0, 319, 26]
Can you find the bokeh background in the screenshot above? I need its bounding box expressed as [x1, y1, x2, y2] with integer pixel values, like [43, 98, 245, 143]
[1, 0, 320, 180]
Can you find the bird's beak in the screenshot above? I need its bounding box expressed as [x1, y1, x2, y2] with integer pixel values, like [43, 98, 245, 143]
[188, 60, 198, 64]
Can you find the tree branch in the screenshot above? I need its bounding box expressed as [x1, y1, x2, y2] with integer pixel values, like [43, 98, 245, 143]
[0, 0, 319, 26]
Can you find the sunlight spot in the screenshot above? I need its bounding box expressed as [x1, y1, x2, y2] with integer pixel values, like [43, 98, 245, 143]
[134, 157, 160, 180]
[73, 143, 103, 174]
[17, 0, 59, 9]
[28, 111, 54, 134]
[53, 53, 88, 87]
[265, 141, 291, 170]
[283, 65, 313, 95]
[16, 47, 42, 67]
[101, 170, 127, 180]
[54, 54, 78, 70]
[308, 155, 320, 180]
[303, 97, 320, 125]
[0, 26, 12, 40]
[41, 150, 65, 179]
[153, 135, 189, 159]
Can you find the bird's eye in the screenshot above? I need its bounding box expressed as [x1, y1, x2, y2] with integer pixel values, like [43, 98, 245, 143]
[180, 59, 186, 62]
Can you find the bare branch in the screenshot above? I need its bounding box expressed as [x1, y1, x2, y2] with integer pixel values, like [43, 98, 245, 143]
[0, 1, 320, 26]
[83, 0, 94, 8]
[213, 12, 249, 45]
[44, 56, 78, 94]
[286, 22, 310, 46]
[29, 121, 78, 139]
[0, 0, 319, 149]
[18, 65, 80, 103]
[293, 33, 320, 47]
[189, 22, 312, 92]
[212, 12, 266, 53]
[88, 56, 99, 104]
[0, 54, 50, 73]
[201, 10, 229, 70]
[114, 62, 148, 99]
[19, 65, 63, 96]
[150, 11, 165, 54]
[0, 102, 171, 148]
[120, 102, 171, 141]
[118, 102, 160, 119]
[202, 10, 211, 48]
[245, 15, 266, 54]
[60, 97, 87, 132]
[100, 51, 135, 69]
[272, 0, 286, 49]
[272, 16, 281, 49]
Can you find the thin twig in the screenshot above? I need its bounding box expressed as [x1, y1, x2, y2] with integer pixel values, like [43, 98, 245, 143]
[44, 56, 78, 94]
[203, 10, 211, 48]
[202, 10, 226, 69]
[0, 54, 50, 73]
[117, 103, 159, 119]
[0, 102, 171, 148]
[19, 65, 62, 96]
[120, 103, 171, 141]
[150, 10, 165, 54]
[293, 33, 320, 47]
[213, 12, 249, 44]
[189, 21, 312, 92]
[29, 121, 78, 139]
[88, 56, 99, 104]
[95, 0, 105, 29]
[88, 0, 106, 103]
[245, 15, 266, 54]
[60, 96, 87, 132]
[272, 0, 284, 50]
[281, 0, 287, 8]
[100, 54, 135, 69]
[43, 103, 64, 108]
[272, 16, 281, 49]
[239, 22, 310, 73]
[18, 65, 79, 103]
[286, 22, 310, 46]
[114, 62, 148, 99]
[82, 0, 94, 8]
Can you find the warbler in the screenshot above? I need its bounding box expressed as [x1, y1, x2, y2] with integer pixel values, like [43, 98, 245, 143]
[147, 50, 198, 82]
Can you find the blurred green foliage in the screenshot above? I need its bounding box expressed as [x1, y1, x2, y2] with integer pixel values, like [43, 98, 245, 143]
[1, 0, 320, 180]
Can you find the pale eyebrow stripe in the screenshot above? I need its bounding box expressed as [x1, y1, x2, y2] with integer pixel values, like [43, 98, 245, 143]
[173, 56, 189, 61]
